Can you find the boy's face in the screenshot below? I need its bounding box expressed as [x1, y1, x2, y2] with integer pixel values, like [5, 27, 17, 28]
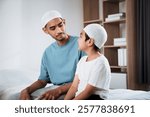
[43, 18, 66, 41]
[78, 30, 89, 51]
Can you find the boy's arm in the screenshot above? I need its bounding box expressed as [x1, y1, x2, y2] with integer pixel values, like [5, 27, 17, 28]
[64, 75, 79, 100]
[73, 84, 95, 100]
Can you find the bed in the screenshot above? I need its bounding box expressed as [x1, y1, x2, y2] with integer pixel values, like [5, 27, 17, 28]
[0, 69, 61, 100]
[108, 89, 150, 100]
[0, 69, 150, 100]
[0, 69, 36, 99]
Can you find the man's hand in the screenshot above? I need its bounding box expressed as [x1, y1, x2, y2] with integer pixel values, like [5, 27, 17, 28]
[19, 89, 31, 100]
[19, 80, 47, 100]
[38, 88, 61, 100]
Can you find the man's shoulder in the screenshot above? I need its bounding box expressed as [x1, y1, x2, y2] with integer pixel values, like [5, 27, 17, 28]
[43, 42, 56, 54]
[70, 35, 78, 39]
[46, 41, 56, 49]
[69, 35, 79, 42]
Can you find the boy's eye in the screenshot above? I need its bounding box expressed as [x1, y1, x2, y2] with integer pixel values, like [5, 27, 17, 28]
[49, 26, 56, 30]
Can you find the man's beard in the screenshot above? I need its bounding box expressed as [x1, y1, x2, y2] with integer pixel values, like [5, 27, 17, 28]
[55, 32, 66, 41]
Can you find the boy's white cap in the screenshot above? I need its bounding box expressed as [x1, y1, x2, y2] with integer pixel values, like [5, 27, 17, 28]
[41, 10, 62, 28]
[83, 24, 107, 49]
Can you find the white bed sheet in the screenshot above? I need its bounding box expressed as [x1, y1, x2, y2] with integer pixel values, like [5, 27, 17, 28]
[0, 69, 150, 100]
[0, 69, 36, 99]
[107, 89, 150, 100]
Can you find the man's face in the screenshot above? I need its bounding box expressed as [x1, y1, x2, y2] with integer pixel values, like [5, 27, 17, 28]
[43, 18, 66, 41]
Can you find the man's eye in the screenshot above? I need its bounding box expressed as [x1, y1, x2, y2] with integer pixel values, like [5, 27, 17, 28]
[49, 26, 56, 30]
[58, 22, 63, 27]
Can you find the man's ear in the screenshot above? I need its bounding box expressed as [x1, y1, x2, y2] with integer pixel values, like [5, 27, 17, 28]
[42, 27, 48, 34]
[62, 19, 65, 25]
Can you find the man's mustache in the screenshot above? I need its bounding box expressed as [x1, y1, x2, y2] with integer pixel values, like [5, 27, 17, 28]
[56, 32, 65, 37]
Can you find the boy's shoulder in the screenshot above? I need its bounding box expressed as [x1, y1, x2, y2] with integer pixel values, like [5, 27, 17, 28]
[78, 56, 87, 63]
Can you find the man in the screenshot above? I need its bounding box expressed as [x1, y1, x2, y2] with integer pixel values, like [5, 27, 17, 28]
[20, 10, 85, 100]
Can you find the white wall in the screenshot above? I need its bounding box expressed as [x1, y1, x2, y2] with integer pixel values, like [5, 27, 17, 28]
[0, 0, 83, 75]
[0, 0, 22, 70]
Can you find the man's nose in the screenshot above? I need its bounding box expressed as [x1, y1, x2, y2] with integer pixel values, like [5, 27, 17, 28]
[56, 27, 62, 33]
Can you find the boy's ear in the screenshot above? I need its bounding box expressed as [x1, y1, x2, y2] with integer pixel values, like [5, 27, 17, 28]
[87, 38, 95, 47]
[88, 38, 95, 46]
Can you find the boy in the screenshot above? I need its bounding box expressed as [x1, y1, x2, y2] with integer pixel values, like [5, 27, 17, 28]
[64, 24, 111, 100]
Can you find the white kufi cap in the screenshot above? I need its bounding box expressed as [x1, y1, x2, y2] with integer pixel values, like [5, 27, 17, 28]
[41, 10, 62, 28]
[83, 24, 107, 49]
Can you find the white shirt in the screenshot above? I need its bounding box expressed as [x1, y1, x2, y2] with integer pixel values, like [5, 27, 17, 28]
[75, 55, 111, 99]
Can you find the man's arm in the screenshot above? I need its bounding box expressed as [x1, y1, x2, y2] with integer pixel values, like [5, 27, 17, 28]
[19, 79, 47, 100]
[38, 82, 72, 100]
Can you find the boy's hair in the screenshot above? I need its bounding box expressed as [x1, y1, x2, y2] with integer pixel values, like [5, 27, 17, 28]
[85, 33, 101, 52]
